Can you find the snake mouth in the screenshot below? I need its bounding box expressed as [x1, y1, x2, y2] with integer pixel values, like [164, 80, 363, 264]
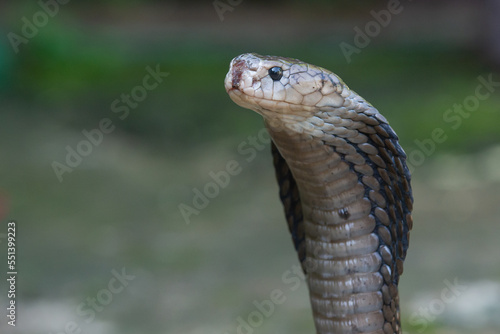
[226, 56, 280, 110]
[225, 54, 251, 93]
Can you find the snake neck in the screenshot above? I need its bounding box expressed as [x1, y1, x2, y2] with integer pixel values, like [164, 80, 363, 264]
[266, 122, 401, 334]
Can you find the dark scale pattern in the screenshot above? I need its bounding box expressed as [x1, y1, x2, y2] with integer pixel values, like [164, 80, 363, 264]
[271, 115, 414, 280]
[353, 120, 413, 283]
[322, 113, 413, 334]
[271, 141, 306, 272]
[271, 110, 413, 334]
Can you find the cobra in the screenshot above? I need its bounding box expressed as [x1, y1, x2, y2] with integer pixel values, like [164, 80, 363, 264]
[224, 53, 413, 334]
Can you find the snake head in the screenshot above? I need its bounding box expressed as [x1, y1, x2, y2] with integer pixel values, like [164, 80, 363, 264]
[225, 53, 348, 122]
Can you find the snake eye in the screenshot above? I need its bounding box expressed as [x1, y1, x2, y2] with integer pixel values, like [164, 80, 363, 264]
[268, 67, 283, 81]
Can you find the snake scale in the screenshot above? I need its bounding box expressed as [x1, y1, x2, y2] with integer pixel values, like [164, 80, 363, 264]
[224, 53, 413, 334]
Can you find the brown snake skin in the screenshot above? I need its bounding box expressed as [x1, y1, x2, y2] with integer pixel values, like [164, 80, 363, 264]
[224, 53, 413, 334]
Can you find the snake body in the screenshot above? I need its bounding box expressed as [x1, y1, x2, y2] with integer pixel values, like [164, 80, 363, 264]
[225, 53, 413, 334]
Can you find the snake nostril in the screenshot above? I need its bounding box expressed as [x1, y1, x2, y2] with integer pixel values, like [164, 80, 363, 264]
[231, 60, 246, 90]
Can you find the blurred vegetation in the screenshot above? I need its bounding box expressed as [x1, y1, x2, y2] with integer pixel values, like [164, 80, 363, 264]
[2, 19, 499, 154]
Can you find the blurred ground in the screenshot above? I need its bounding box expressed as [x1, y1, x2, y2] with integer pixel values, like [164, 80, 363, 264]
[0, 1, 499, 334]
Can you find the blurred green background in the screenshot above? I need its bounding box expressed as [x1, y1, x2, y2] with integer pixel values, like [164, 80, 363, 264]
[0, 1, 499, 333]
